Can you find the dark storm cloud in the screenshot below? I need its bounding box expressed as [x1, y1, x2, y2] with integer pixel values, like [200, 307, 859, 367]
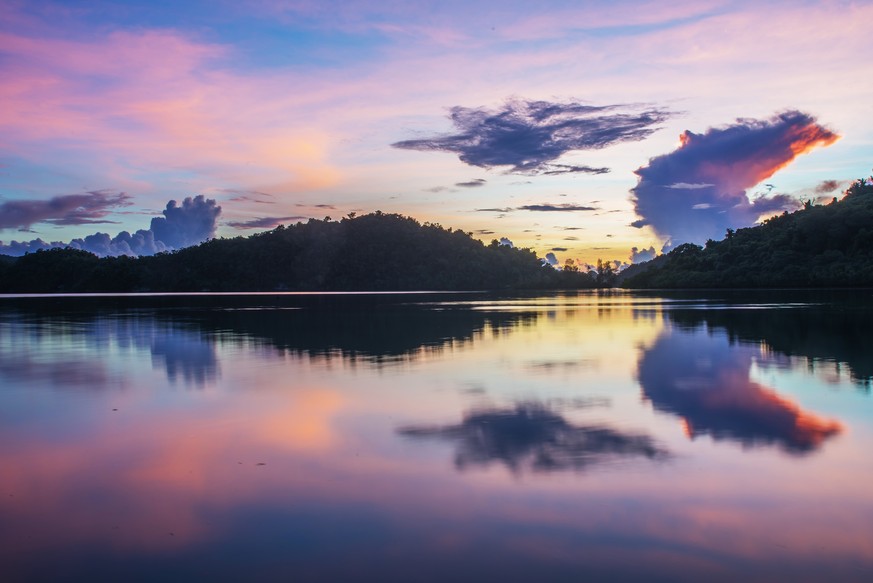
[398, 403, 667, 475]
[630, 111, 838, 246]
[0, 195, 221, 257]
[0, 190, 132, 230]
[551, 247, 568, 251]
[227, 216, 306, 229]
[518, 203, 598, 212]
[392, 98, 672, 175]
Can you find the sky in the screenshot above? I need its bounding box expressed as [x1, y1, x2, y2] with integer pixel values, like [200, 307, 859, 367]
[1, 0, 872, 264]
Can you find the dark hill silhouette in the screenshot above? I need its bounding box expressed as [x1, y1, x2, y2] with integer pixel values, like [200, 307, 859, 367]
[0, 212, 596, 293]
[621, 178, 873, 288]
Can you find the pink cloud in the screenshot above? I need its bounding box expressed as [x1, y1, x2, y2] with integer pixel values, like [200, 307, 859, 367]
[0, 190, 132, 229]
[1, 0, 872, 248]
[0, 20, 342, 203]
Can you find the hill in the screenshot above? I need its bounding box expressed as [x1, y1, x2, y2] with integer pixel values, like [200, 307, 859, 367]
[621, 178, 873, 288]
[0, 212, 598, 293]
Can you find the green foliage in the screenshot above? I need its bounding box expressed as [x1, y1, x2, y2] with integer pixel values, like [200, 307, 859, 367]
[0, 213, 599, 292]
[623, 178, 873, 288]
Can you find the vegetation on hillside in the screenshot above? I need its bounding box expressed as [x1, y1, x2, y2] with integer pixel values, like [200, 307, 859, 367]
[622, 178, 873, 288]
[0, 212, 600, 293]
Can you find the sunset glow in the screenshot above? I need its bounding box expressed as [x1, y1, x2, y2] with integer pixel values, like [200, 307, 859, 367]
[1, 1, 872, 264]
[2, 292, 872, 581]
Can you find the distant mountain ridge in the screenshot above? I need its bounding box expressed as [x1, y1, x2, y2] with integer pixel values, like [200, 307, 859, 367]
[621, 178, 873, 288]
[0, 212, 599, 293]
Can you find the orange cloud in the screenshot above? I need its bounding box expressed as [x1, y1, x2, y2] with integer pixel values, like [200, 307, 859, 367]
[638, 329, 843, 453]
[631, 111, 838, 246]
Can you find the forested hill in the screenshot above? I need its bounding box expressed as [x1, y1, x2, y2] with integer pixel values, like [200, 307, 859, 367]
[622, 178, 873, 288]
[0, 212, 598, 293]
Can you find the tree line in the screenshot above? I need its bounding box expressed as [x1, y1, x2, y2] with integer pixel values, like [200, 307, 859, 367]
[0, 212, 601, 293]
[621, 178, 873, 288]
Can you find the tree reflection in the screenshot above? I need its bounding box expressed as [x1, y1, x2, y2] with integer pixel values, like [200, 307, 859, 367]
[202, 305, 535, 363]
[0, 294, 537, 366]
[637, 328, 842, 453]
[653, 289, 873, 386]
[398, 403, 667, 474]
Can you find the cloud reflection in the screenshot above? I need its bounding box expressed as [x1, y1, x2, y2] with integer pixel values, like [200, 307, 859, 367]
[667, 303, 873, 385]
[0, 311, 218, 390]
[399, 402, 667, 475]
[637, 328, 842, 453]
[150, 329, 219, 388]
[0, 353, 109, 389]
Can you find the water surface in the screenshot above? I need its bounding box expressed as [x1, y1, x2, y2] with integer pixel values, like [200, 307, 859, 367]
[1, 291, 872, 582]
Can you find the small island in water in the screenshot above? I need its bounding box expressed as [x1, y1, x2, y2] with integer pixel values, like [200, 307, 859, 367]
[1, 179, 871, 293]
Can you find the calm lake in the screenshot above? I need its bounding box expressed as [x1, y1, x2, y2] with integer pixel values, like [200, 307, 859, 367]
[1, 290, 872, 582]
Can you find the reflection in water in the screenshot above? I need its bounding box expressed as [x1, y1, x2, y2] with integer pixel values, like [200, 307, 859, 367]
[0, 313, 218, 390]
[199, 304, 537, 364]
[399, 403, 667, 474]
[1, 293, 871, 582]
[0, 352, 109, 389]
[0, 294, 537, 371]
[150, 328, 218, 387]
[638, 327, 842, 453]
[665, 297, 873, 385]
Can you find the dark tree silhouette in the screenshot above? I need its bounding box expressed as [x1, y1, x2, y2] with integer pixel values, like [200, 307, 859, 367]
[0, 213, 599, 293]
[622, 178, 873, 288]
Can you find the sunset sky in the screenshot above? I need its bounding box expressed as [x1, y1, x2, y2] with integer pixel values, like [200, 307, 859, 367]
[1, 0, 872, 264]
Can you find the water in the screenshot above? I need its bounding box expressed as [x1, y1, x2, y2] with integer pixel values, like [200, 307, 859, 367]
[1, 291, 871, 582]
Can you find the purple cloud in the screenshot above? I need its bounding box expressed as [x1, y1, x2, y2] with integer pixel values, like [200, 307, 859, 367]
[455, 178, 487, 188]
[518, 203, 598, 212]
[631, 111, 838, 246]
[814, 180, 841, 194]
[393, 98, 671, 175]
[0, 190, 132, 230]
[630, 246, 657, 264]
[0, 196, 221, 257]
[220, 189, 276, 204]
